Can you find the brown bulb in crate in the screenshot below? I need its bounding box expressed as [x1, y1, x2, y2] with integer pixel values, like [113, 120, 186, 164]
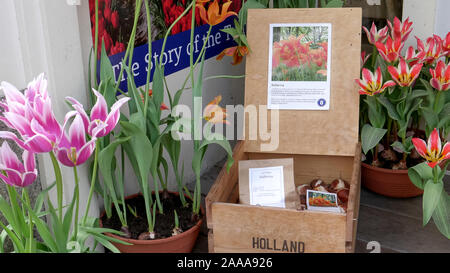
[328, 179, 349, 193]
[313, 185, 329, 193]
[310, 179, 324, 188]
[297, 184, 311, 195]
[337, 188, 349, 203]
[297, 184, 311, 206]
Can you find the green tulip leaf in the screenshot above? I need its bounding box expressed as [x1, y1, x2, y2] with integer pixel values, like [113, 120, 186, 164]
[423, 179, 443, 226]
[361, 124, 387, 155]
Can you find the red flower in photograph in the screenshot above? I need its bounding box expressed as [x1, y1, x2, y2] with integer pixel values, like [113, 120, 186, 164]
[111, 10, 119, 29]
[104, 6, 112, 22]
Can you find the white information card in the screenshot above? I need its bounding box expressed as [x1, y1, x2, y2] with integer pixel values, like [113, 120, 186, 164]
[249, 166, 285, 208]
[268, 23, 332, 110]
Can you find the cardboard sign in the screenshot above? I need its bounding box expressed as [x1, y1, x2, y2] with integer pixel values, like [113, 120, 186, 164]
[244, 8, 361, 156]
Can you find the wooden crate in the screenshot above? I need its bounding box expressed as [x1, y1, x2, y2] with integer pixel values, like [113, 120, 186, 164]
[206, 8, 362, 253]
[206, 141, 361, 253]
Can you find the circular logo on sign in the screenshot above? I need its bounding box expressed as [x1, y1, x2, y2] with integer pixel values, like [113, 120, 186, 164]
[318, 98, 326, 107]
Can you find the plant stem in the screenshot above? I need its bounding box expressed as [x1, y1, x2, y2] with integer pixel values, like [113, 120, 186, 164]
[6, 185, 24, 242]
[73, 166, 80, 239]
[370, 45, 378, 69]
[386, 117, 392, 146]
[93, 0, 99, 89]
[82, 139, 99, 224]
[433, 91, 442, 113]
[143, 0, 152, 122]
[22, 188, 33, 253]
[433, 166, 439, 184]
[49, 151, 63, 221]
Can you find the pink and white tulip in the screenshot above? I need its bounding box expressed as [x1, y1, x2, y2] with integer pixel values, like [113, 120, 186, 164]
[54, 113, 96, 167]
[0, 142, 37, 188]
[362, 22, 389, 45]
[0, 74, 62, 153]
[429, 60, 450, 91]
[412, 128, 450, 168]
[66, 89, 130, 138]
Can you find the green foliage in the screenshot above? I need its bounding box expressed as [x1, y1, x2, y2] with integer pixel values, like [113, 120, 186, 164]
[408, 163, 450, 239]
[272, 63, 327, 81]
[361, 124, 387, 155]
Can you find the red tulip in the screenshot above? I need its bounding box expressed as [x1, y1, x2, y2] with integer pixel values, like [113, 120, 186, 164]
[111, 11, 119, 29]
[101, 31, 112, 53]
[387, 17, 413, 42]
[412, 128, 450, 168]
[375, 36, 404, 64]
[405, 46, 425, 67]
[361, 51, 371, 69]
[104, 7, 111, 22]
[442, 32, 450, 57]
[387, 58, 423, 87]
[355, 67, 396, 96]
[416, 35, 442, 65]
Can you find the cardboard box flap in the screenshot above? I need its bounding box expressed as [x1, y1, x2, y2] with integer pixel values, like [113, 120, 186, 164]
[244, 8, 361, 156]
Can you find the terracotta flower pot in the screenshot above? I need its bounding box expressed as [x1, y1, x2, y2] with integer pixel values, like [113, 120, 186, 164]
[361, 162, 423, 198]
[361, 161, 447, 198]
[99, 192, 203, 253]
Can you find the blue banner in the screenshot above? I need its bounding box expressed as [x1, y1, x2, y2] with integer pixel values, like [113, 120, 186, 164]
[100, 17, 237, 92]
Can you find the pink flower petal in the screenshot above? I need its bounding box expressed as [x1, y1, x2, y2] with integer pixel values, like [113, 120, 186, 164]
[1, 81, 26, 105]
[90, 89, 108, 122]
[103, 97, 130, 134]
[75, 138, 96, 166]
[0, 142, 23, 172]
[22, 150, 35, 172]
[68, 114, 87, 150]
[55, 147, 75, 167]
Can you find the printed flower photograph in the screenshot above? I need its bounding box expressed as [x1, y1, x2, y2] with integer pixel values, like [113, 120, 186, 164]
[271, 25, 329, 82]
[89, 0, 242, 59]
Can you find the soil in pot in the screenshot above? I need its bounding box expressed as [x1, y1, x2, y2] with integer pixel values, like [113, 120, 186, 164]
[363, 147, 425, 169]
[364, 129, 427, 170]
[101, 192, 201, 240]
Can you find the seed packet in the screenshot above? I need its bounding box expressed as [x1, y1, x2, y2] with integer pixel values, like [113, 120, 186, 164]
[306, 189, 342, 213]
